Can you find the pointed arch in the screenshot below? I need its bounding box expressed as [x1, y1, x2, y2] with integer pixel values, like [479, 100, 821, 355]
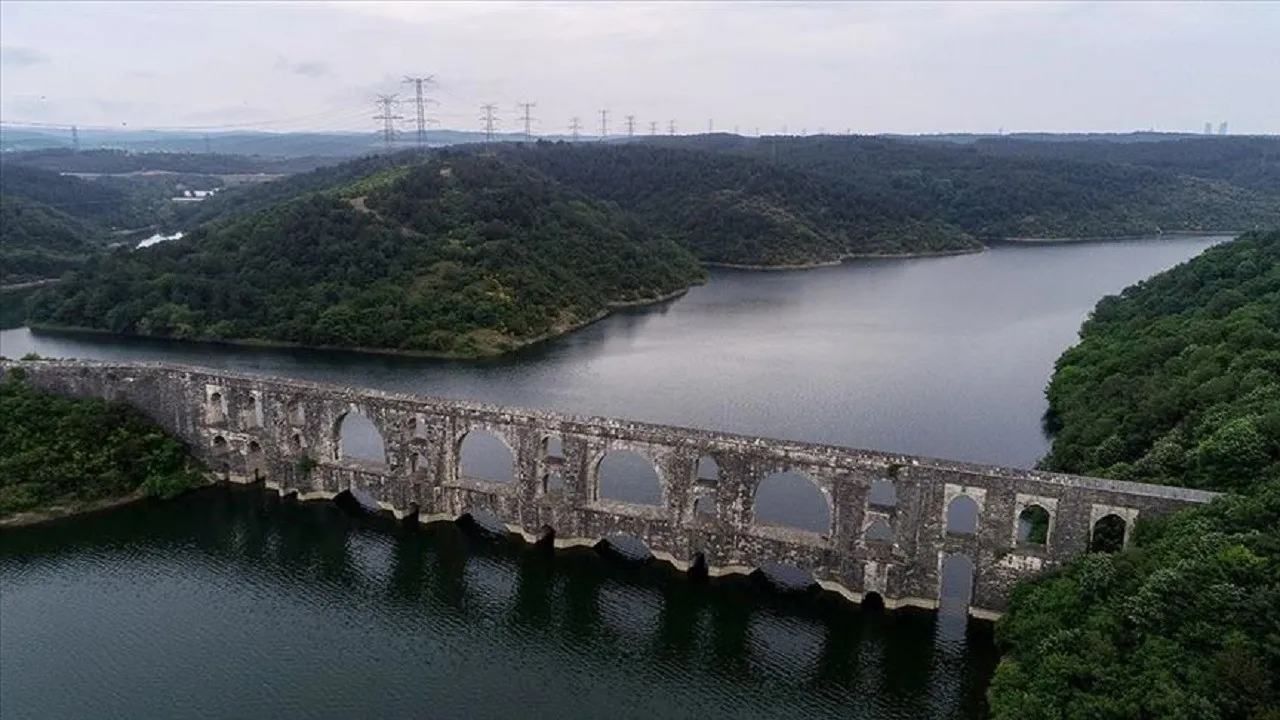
[1091, 514, 1127, 553]
[1017, 505, 1052, 546]
[597, 449, 662, 505]
[753, 471, 831, 534]
[458, 428, 515, 482]
[868, 479, 897, 508]
[335, 411, 387, 465]
[945, 494, 980, 535]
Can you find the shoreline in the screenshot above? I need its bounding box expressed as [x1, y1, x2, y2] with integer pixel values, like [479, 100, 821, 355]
[23, 284, 697, 362]
[1000, 230, 1241, 244]
[0, 490, 148, 529]
[703, 245, 985, 271]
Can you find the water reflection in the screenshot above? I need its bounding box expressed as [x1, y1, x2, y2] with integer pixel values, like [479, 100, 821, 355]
[1, 486, 999, 719]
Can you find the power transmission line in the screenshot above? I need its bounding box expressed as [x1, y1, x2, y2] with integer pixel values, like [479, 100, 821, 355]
[708, 119, 714, 133]
[402, 75, 436, 147]
[569, 116, 582, 141]
[517, 101, 537, 143]
[668, 120, 676, 136]
[598, 109, 609, 141]
[373, 94, 403, 150]
[70, 125, 80, 152]
[625, 114, 636, 137]
[649, 120, 658, 136]
[480, 103, 499, 148]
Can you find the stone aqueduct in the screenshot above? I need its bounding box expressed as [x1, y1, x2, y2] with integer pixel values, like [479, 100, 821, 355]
[5, 360, 1218, 618]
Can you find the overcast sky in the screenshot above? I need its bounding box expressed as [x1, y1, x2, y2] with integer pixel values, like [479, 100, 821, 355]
[1, 1, 1277, 136]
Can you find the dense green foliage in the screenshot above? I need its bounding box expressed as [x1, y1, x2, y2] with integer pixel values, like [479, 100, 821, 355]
[0, 196, 100, 285]
[971, 136, 1280, 195]
[0, 368, 205, 517]
[989, 230, 1280, 719]
[652, 135, 1280, 239]
[1040, 230, 1280, 487]
[0, 164, 158, 229]
[503, 143, 979, 265]
[989, 480, 1280, 719]
[26, 154, 705, 357]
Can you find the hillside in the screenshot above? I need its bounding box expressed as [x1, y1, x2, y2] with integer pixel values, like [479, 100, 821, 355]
[0, 196, 102, 286]
[650, 135, 1280, 239]
[499, 143, 979, 266]
[0, 164, 160, 230]
[24, 154, 706, 357]
[0, 148, 330, 176]
[988, 230, 1280, 718]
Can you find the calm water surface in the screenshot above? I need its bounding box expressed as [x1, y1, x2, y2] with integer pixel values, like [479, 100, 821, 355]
[0, 236, 1227, 719]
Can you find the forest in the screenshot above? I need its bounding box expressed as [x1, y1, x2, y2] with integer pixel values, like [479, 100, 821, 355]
[653, 134, 1280, 239]
[988, 230, 1280, 719]
[24, 154, 706, 357]
[0, 365, 205, 519]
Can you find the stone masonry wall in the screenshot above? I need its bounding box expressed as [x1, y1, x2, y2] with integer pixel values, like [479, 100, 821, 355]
[3, 360, 1219, 617]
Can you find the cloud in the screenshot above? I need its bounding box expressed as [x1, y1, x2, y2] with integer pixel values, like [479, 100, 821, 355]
[275, 56, 330, 78]
[0, 45, 49, 67]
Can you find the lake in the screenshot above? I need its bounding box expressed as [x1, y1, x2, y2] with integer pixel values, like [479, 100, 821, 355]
[0, 235, 1227, 719]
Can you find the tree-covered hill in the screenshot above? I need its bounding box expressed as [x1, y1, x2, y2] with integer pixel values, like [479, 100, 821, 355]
[0, 196, 102, 286]
[24, 154, 706, 357]
[499, 143, 980, 265]
[0, 148, 329, 176]
[1039, 229, 1280, 488]
[0, 164, 158, 230]
[651, 135, 1280, 239]
[988, 230, 1280, 718]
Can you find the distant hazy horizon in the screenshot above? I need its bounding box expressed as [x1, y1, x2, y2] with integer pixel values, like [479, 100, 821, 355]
[2, 1, 1277, 136]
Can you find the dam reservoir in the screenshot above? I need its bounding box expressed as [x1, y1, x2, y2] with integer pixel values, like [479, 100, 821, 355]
[0, 235, 1226, 719]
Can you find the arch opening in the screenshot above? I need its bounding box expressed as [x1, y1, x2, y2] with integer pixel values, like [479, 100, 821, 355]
[247, 440, 261, 454]
[336, 412, 387, 465]
[696, 456, 719, 483]
[208, 392, 225, 423]
[245, 395, 263, 427]
[212, 435, 228, 451]
[866, 517, 894, 543]
[939, 553, 975, 615]
[868, 479, 897, 508]
[409, 452, 420, 473]
[458, 429, 514, 483]
[542, 471, 565, 495]
[753, 471, 830, 535]
[1090, 514, 1127, 553]
[291, 433, 302, 449]
[597, 450, 662, 505]
[861, 591, 885, 612]
[599, 534, 654, 562]
[945, 494, 980, 536]
[544, 435, 563, 460]
[1017, 505, 1051, 546]
[286, 400, 305, 426]
[757, 563, 817, 592]
[460, 508, 509, 537]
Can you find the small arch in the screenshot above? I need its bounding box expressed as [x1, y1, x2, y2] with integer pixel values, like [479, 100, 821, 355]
[245, 395, 263, 427]
[1017, 505, 1051, 546]
[757, 563, 817, 591]
[865, 517, 893, 543]
[861, 591, 885, 612]
[542, 471, 565, 495]
[597, 450, 662, 505]
[413, 418, 428, 440]
[945, 494, 980, 536]
[694, 495, 716, 518]
[1090, 514, 1127, 553]
[405, 416, 418, 434]
[753, 471, 830, 534]
[208, 391, 225, 423]
[543, 435, 563, 460]
[286, 400, 305, 426]
[939, 553, 975, 614]
[459, 429, 515, 482]
[247, 440, 262, 454]
[291, 433, 302, 448]
[536, 524, 556, 548]
[336, 411, 387, 465]
[599, 534, 654, 562]
[409, 452, 420, 473]
[868, 479, 897, 508]
[460, 508, 508, 537]
[212, 435, 228, 451]
[688, 552, 709, 581]
[696, 456, 719, 482]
